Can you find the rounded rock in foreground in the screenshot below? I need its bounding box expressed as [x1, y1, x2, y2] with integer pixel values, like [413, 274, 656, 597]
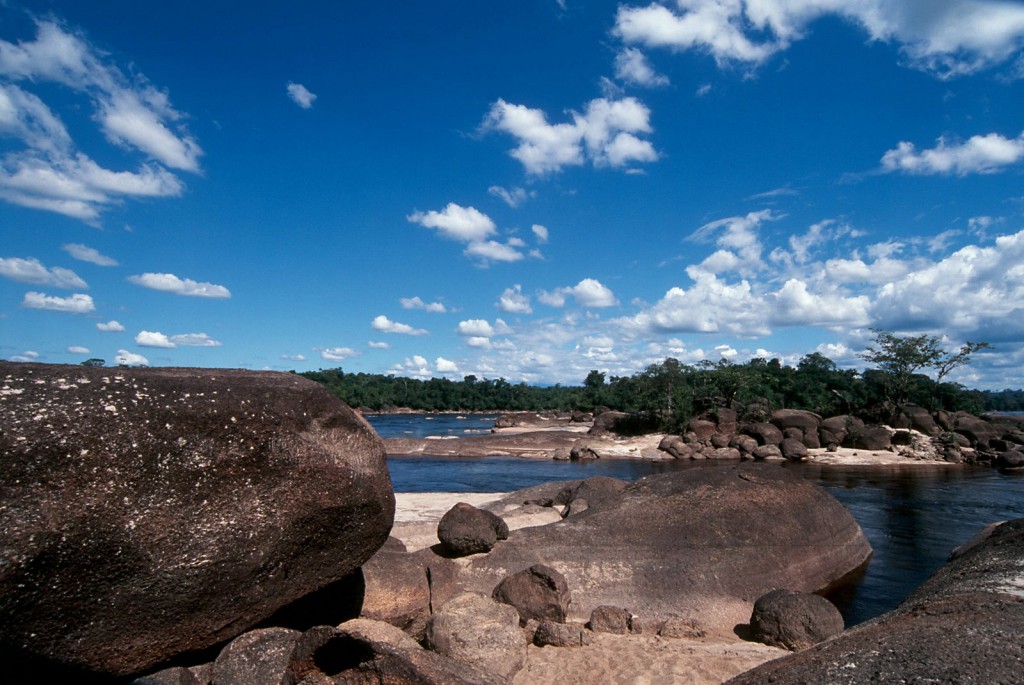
[749, 589, 844, 650]
[437, 503, 509, 556]
[492, 564, 571, 626]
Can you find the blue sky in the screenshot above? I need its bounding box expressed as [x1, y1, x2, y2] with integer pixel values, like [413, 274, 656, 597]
[3, 1, 1024, 389]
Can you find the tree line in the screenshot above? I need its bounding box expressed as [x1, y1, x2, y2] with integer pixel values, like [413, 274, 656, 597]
[299, 330, 1019, 428]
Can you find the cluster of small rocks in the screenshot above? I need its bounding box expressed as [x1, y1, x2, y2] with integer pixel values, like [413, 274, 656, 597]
[653, 405, 1024, 468]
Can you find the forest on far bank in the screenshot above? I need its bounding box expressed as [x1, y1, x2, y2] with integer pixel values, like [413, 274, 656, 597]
[299, 332, 1023, 431]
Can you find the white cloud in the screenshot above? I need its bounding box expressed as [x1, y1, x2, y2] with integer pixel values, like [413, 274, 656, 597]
[531, 224, 549, 244]
[22, 291, 94, 313]
[62, 243, 118, 266]
[320, 347, 359, 361]
[615, 47, 670, 87]
[407, 203, 497, 242]
[0, 21, 201, 220]
[482, 96, 657, 174]
[466, 336, 492, 349]
[128, 272, 231, 298]
[115, 349, 148, 366]
[67, 345, 89, 354]
[497, 284, 533, 314]
[880, 132, 1024, 176]
[488, 185, 533, 207]
[371, 314, 428, 336]
[457, 319, 498, 337]
[540, 278, 619, 308]
[436, 357, 459, 373]
[464, 239, 526, 264]
[135, 330, 174, 348]
[97, 320, 125, 332]
[388, 355, 433, 379]
[368, 341, 390, 349]
[286, 82, 317, 109]
[170, 333, 222, 347]
[0, 257, 87, 289]
[688, 209, 778, 278]
[7, 350, 40, 363]
[281, 354, 307, 362]
[400, 296, 447, 313]
[614, 0, 1024, 77]
[135, 331, 221, 349]
[621, 275, 769, 335]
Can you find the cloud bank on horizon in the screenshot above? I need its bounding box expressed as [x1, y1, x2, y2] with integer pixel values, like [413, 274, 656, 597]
[2, 1, 1024, 389]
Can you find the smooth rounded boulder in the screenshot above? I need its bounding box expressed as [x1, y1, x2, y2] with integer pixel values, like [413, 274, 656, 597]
[456, 465, 871, 634]
[0, 363, 395, 678]
[748, 589, 844, 650]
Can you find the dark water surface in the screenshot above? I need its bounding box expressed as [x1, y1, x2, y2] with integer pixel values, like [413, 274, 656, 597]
[370, 415, 1024, 626]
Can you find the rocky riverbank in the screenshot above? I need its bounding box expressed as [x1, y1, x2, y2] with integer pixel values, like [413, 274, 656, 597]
[384, 407, 1024, 470]
[3, 363, 1021, 683]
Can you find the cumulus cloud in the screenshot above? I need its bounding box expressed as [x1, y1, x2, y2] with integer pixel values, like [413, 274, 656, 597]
[388, 355, 433, 379]
[615, 47, 670, 87]
[115, 349, 148, 366]
[482, 96, 658, 174]
[368, 341, 390, 349]
[22, 291, 94, 313]
[135, 331, 222, 348]
[464, 239, 526, 264]
[401, 296, 447, 313]
[460, 320, 494, 337]
[435, 357, 459, 373]
[0, 21, 201, 220]
[880, 132, 1024, 176]
[135, 330, 174, 348]
[170, 333, 222, 347]
[67, 345, 89, 354]
[498, 284, 533, 314]
[0, 257, 87, 289]
[371, 314, 428, 336]
[688, 210, 779, 278]
[62, 243, 118, 266]
[540, 278, 619, 308]
[407, 203, 497, 242]
[128, 272, 231, 298]
[286, 82, 317, 109]
[320, 347, 359, 361]
[97, 320, 125, 332]
[281, 353, 307, 362]
[532, 224, 549, 244]
[614, 0, 1024, 77]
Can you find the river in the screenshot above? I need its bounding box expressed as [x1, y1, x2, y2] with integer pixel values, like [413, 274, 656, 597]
[368, 413, 1024, 626]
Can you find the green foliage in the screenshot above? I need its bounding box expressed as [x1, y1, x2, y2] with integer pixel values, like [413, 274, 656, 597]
[301, 332, 1002, 423]
[859, 329, 991, 408]
[80, 358, 105, 367]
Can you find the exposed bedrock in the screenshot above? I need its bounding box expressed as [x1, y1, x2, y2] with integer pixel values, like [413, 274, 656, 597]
[453, 464, 872, 634]
[0, 363, 395, 678]
[728, 518, 1024, 684]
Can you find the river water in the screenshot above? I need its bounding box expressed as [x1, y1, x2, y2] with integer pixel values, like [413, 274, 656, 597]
[368, 413, 1024, 626]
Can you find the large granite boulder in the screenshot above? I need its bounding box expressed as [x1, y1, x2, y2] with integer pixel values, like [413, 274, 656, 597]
[0, 363, 394, 678]
[728, 518, 1024, 684]
[455, 465, 871, 634]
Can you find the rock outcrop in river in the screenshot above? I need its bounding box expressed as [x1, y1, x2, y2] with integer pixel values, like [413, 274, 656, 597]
[454, 465, 873, 634]
[728, 517, 1024, 683]
[0, 363, 395, 678]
